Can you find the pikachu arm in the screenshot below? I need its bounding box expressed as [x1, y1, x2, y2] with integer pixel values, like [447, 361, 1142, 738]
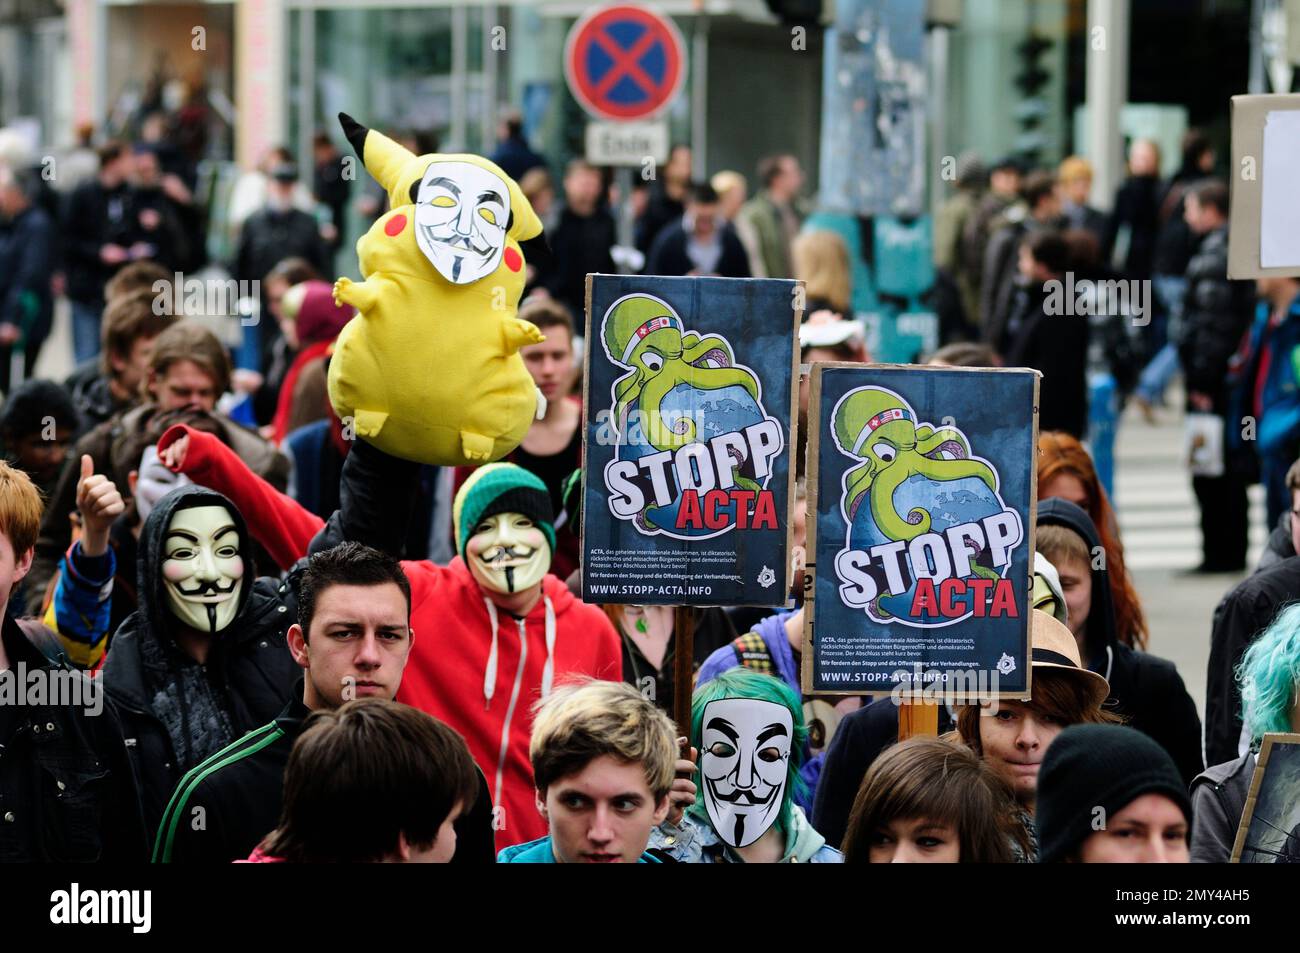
[503, 316, 546, 354]
[332, 275, 391, 314]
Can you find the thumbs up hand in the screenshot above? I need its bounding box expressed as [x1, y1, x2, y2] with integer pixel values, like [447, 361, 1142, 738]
[75, 454, 124, 558]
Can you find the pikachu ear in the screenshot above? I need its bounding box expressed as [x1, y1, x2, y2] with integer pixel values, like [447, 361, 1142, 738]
[338, 111, 414, 201]
[507, 178, 543, 242]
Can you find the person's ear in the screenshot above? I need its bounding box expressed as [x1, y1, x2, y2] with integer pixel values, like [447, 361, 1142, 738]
[535, 789, 548, 819]
[286, 622, 309, 669]
[396, 831, 413, 863]
[652, 794, 670, 826]
[11, 546, 33, 586]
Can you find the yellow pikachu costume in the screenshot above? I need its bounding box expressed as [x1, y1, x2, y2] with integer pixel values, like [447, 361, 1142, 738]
[328, 112, 547, 466]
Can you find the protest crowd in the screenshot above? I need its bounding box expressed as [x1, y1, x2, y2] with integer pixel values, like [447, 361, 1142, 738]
[0, 83, 1296, 871]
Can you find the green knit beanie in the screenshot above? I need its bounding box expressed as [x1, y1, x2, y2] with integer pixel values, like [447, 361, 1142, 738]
[453, 463, 556, 559]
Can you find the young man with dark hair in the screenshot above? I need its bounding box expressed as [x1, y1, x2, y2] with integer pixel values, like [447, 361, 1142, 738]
[0, 461, 148, 861]
[646, 182, 751, 278]
[499, 679, 678, 863]
[248, 698, 479, 863]
[154, 541, 495, 864]
[65, 287, 178, 437]
[27, 320, 289, 615]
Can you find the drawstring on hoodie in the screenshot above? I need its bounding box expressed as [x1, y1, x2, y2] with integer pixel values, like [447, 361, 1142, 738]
[481, 594, 556, 813]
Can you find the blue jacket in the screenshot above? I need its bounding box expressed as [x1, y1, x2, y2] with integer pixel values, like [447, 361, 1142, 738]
[496, 835, 664, 864]
[1229, 298, 1300, 457]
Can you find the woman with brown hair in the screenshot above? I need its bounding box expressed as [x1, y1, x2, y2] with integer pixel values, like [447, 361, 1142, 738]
[1037, 430, 1148, 649]
[956, 611, 1119, 860]
[841, 737, 1027, 863]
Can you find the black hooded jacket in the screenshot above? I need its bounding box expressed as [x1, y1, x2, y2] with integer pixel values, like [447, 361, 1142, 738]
[1036, 499, 1204, 784]
[100, 485, 299, 844]
[0, 615, 148, 861]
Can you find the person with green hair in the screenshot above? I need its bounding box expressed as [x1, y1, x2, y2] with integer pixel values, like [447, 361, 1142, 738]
[1191, 601, 1300, 862]
[648, 668, 843, 863]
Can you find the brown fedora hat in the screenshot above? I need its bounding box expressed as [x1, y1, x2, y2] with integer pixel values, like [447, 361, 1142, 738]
[1030, 609, 1110, 707]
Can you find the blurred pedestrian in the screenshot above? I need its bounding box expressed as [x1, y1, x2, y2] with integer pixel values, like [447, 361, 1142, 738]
[635, 143, 691, 257]
[738, 154, 806, 279]
[1001, 230, 1088, 438]
[311, 132, 350, 255]
[792, 229, 852, 318]
[488, 108, 546, 182]
[1133, 131, 1217, 416]
[1226, 275, 1300, 528]
[0, 166, 55, 389]
[129, 143, 190, 271]
[933, 152, 986, 329]
[231, 160, 330, 372]
[980, 170, 1063, 344]
[62, 141, 149, 364]
[960, 155, 1022, 312]
[645, 182, 749, 278]
[1056, 157, 1107, 243]
[1103, 138, 1163, 282]
[538, 159, 616, 318]
[1177, 179, 1254, 574]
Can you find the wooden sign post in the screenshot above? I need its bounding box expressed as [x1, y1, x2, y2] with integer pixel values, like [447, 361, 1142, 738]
[673, 605, 696, 745]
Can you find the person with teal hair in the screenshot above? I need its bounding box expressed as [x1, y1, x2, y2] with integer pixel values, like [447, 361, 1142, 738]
[1191, 602, 1300, 862]
[648, 668, 842, 863]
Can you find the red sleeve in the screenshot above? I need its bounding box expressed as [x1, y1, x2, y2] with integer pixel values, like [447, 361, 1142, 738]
[158, 424, 324, 570]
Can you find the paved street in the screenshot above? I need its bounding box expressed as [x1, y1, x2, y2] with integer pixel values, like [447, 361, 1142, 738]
[1113, 398, 1267, 721]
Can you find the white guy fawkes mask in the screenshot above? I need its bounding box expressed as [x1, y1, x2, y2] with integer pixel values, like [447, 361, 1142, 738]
[413, 160, 510, 285]
[700, 697, 793, 849]
[135, 445, 193, 523]
[161, 504, 245, 634]
[466, 512, 551, 595]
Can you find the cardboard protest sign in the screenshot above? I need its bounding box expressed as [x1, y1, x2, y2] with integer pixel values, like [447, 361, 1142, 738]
[1228, 93, 1300, 279]
[580, 274, 800, 606]
[1230, 733, 1300, 863]
[802, 363, 1039, 699]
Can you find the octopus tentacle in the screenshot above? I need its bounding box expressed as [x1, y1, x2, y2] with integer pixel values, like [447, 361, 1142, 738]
[916, 426, 971, 458]
[869, 459, 932, 542]
[913, 454, 996, 492]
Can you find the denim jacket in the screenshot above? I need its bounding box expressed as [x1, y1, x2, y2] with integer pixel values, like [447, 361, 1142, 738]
[648, 807, 843, 863]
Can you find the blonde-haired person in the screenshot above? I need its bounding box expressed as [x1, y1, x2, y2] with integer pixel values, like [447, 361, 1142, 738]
[499, 678, 692, 863]
[710, 170, 747, 222]
[792, 229, 852, 318]
[1056, 155, 1106, 242]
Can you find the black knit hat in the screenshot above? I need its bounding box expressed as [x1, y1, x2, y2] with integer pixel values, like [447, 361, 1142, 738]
[1036, 724, 1192, 863]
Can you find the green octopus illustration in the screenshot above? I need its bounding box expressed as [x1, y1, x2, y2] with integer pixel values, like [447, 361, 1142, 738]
[602, 294, 762, 451]
[833, 386, 998, 544]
